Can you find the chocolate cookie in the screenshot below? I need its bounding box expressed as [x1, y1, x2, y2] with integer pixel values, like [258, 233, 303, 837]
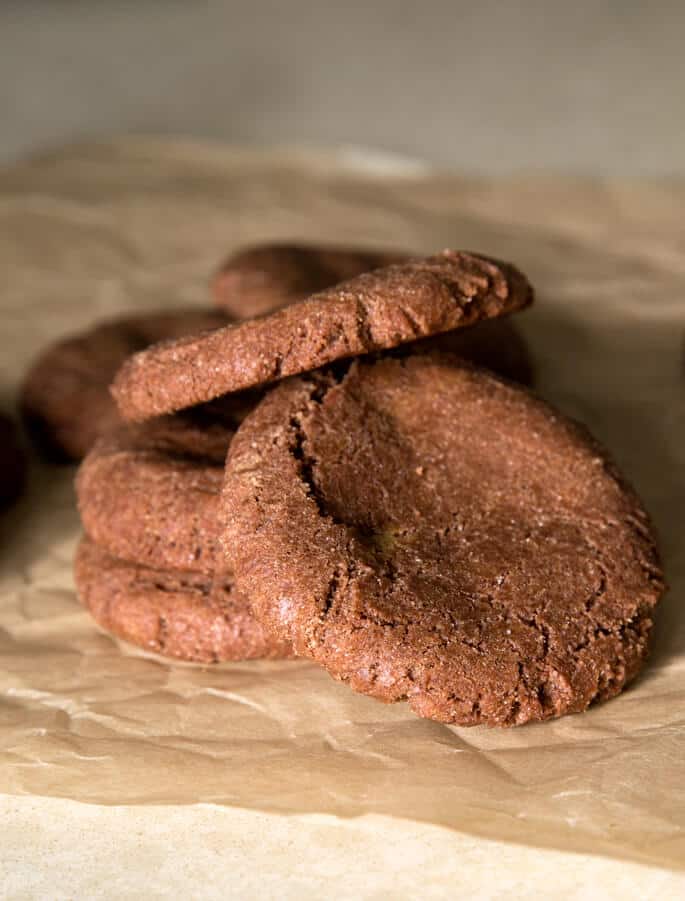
[113, 251, 533, 421]
[22, 308, 230, 461]
[212, 242, 407, 318]
[74, 536, 292, 663]
[213, 243, 533, 383]
[0, 413, 26, 509]
[221, 354, 663, 727]
[77, 395, 260, 573]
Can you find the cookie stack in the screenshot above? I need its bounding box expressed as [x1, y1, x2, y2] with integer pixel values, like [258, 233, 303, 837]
[40, 243, 664, 726]
[46, 246, 413, 661]
[74, 397, 297, 662]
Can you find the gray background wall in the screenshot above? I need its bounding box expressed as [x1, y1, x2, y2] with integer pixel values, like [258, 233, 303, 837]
[1, 1, 683, 173]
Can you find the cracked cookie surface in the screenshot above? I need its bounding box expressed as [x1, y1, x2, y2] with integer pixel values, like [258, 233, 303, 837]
[22, 307, 231, 461]
[212, 242, 408, 318]
[113, 250, 533, 421]
[221, 353, 664, 726]
[74, 536, 293, 662]
[77, 394, 260, 573]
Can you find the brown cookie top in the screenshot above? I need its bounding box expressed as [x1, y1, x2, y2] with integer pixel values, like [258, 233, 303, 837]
[212, 242, 408, 318]
[21, 307, 231, 461]
[75, 536, 293, 663]
[112, 250, 533, 421]
[77, 394, 260, 573]
[221, 354, 664, 727]
[0, 413, 26, 509]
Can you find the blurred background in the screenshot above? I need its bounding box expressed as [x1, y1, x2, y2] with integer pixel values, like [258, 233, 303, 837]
[1, 0, 683, 173]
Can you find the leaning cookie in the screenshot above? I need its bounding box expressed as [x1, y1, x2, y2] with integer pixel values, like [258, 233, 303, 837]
[74, 536, 293, 663]
[214, 242, 533, 383]
[220, 353, 663, 727]
[113, 250, 533, 421]
[21, 308, 230, 461]
[0, 413, 26, 509]
[76, 395, 260, 573]
[212, 242, 408, 318]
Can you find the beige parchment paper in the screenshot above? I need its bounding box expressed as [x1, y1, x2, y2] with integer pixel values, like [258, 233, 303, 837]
[0, 140, 683, 871]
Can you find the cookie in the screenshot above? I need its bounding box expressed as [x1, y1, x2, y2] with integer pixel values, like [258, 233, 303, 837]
[21, 308, 230, 461]
[112, 250, 533, 421]
[212, 242, 407, 318]
[220, 354, 663, 727]
[212, 241, 533, 383]
[77, 395, 260, 573]
[74, 536, 293, 663]
[0, 413, 26, 509]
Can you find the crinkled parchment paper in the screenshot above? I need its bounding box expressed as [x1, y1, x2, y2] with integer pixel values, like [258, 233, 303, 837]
[1, 140, 683, 872]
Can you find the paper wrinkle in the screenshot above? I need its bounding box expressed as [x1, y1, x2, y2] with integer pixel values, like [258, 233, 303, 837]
[0, 140, 683, 870]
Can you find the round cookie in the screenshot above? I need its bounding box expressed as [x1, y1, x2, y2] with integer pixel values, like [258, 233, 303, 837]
[113, 250, 533, 421]
[212, 242, 533, 383]
[74, 536, 293, 663]
[220, 354, 664, 727]
[212, 242, 407, 318]
[21, 307, 230, 461]
[77, 394, 260, 573]
[0, 413, 26, 509]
